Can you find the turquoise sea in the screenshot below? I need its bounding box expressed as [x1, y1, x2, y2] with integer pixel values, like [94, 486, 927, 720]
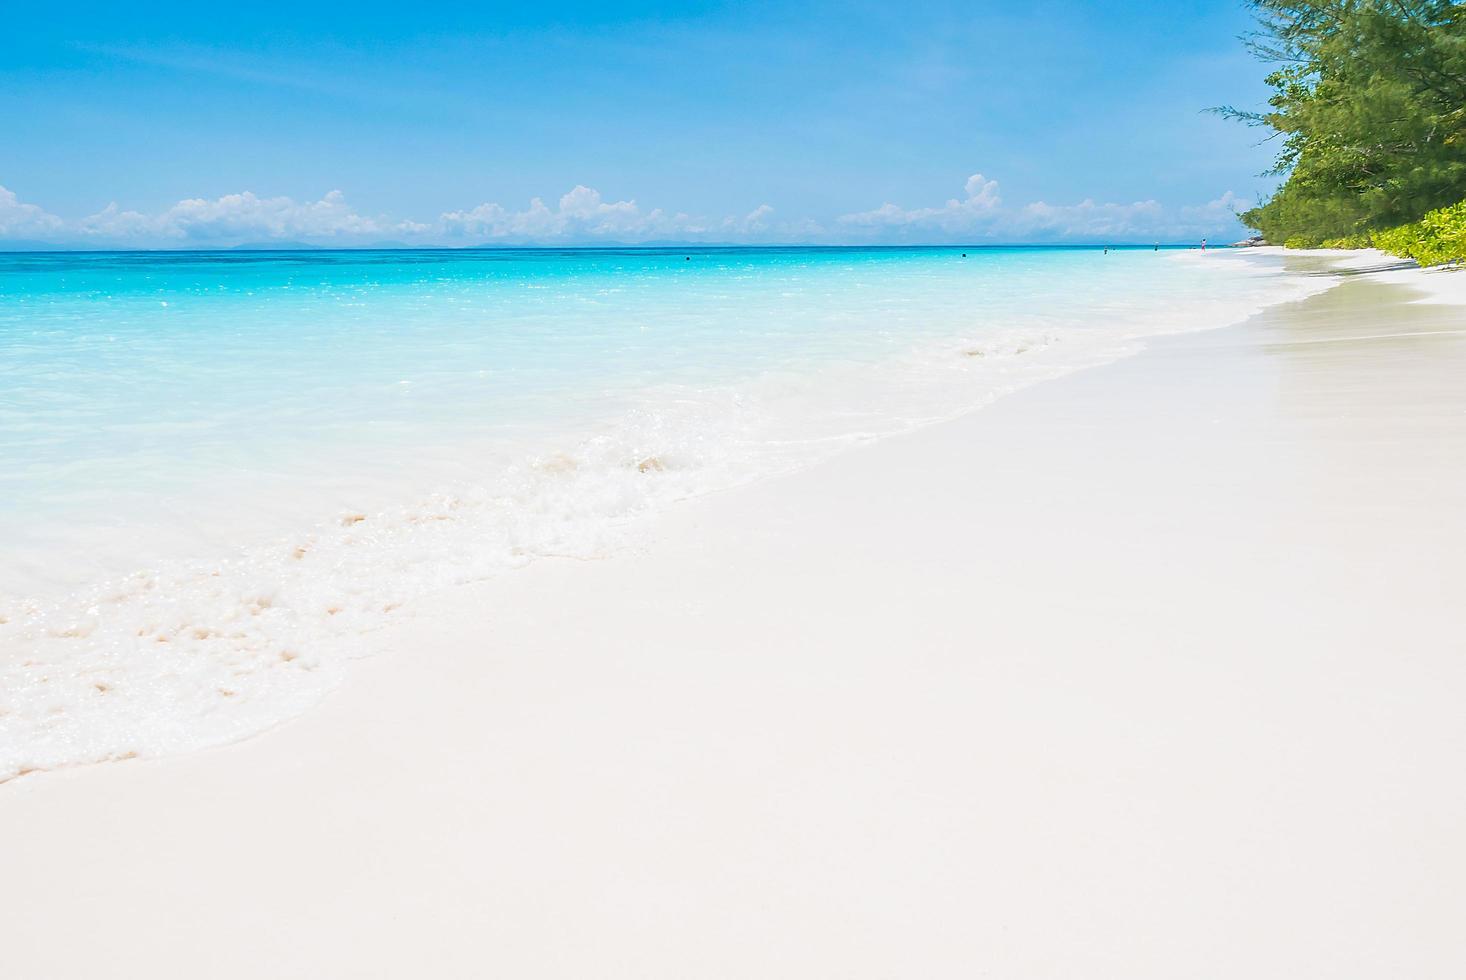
[0, 245, 1320, 777]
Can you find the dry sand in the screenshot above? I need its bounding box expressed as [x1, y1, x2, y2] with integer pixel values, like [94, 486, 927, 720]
[3, 253, 1464, 978]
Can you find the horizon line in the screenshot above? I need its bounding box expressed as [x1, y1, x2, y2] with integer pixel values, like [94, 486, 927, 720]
[0, 241, 1233, 256]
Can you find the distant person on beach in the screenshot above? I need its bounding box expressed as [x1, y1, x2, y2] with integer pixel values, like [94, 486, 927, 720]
[1201, 238, 1208, 251]
[1154, 242, 1159, 252]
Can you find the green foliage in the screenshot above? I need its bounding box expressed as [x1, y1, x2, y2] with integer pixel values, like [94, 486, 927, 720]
[1318, 232, 1374, 248]
[1285, 199, 1466, 264]
[1227, 1, 1466, 244]
[1373, 198, 1466, 264]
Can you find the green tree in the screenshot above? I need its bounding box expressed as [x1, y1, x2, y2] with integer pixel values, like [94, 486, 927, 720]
[1224, 0, 1466, 245]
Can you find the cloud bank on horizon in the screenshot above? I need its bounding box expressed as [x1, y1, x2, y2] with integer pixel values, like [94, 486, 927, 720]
[0, 176, 1249, 248]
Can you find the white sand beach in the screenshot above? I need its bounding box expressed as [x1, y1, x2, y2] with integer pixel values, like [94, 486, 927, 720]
[3, 252, 1464, 978]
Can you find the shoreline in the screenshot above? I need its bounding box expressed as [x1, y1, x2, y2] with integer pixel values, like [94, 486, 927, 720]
[1, 248, 1317, 783]
[4, 255, 1465, 976]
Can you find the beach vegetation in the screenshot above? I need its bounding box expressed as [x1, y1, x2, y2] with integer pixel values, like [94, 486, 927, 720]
[1290, 198, 1466, 263]
[1223, 1, 1466, 256]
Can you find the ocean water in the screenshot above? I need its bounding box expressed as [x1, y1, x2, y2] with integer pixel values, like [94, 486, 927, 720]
[0, 245, 1325, 779]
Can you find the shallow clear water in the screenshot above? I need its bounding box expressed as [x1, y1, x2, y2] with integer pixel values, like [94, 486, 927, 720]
[0, 245, 1322, 778]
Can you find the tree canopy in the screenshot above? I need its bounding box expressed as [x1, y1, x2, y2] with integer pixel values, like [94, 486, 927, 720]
[1228, 0, 1466, 245]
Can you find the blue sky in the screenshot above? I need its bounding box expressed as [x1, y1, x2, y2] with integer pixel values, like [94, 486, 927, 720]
[0, 1, 1276, 247]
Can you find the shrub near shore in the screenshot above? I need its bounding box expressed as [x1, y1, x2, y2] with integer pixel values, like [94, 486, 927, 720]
[1288, 199, 1466, 266]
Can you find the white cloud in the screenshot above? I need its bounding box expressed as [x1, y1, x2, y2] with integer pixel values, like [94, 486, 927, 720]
[79, 190, 399, 242]
[1016, 198, 1166, 237]
[28, 182, 777, 246]
[438, 201, 508, 238]
[1, 176, 1252, 248]
[719, 203, 775, 235]
[836, 173, 1251, 242]
[0, 184, 65, 238]
[1180, 191, 1251, 223]
[744, 203, 774, 225]
[1016, 191, 1250, 239]
[440, 185, 728, 242]
[839, 173, 1001, 229]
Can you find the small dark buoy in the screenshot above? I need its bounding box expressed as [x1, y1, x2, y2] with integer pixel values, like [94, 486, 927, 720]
[961, 253, 967, 257]
[685, 256, 690, 261]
